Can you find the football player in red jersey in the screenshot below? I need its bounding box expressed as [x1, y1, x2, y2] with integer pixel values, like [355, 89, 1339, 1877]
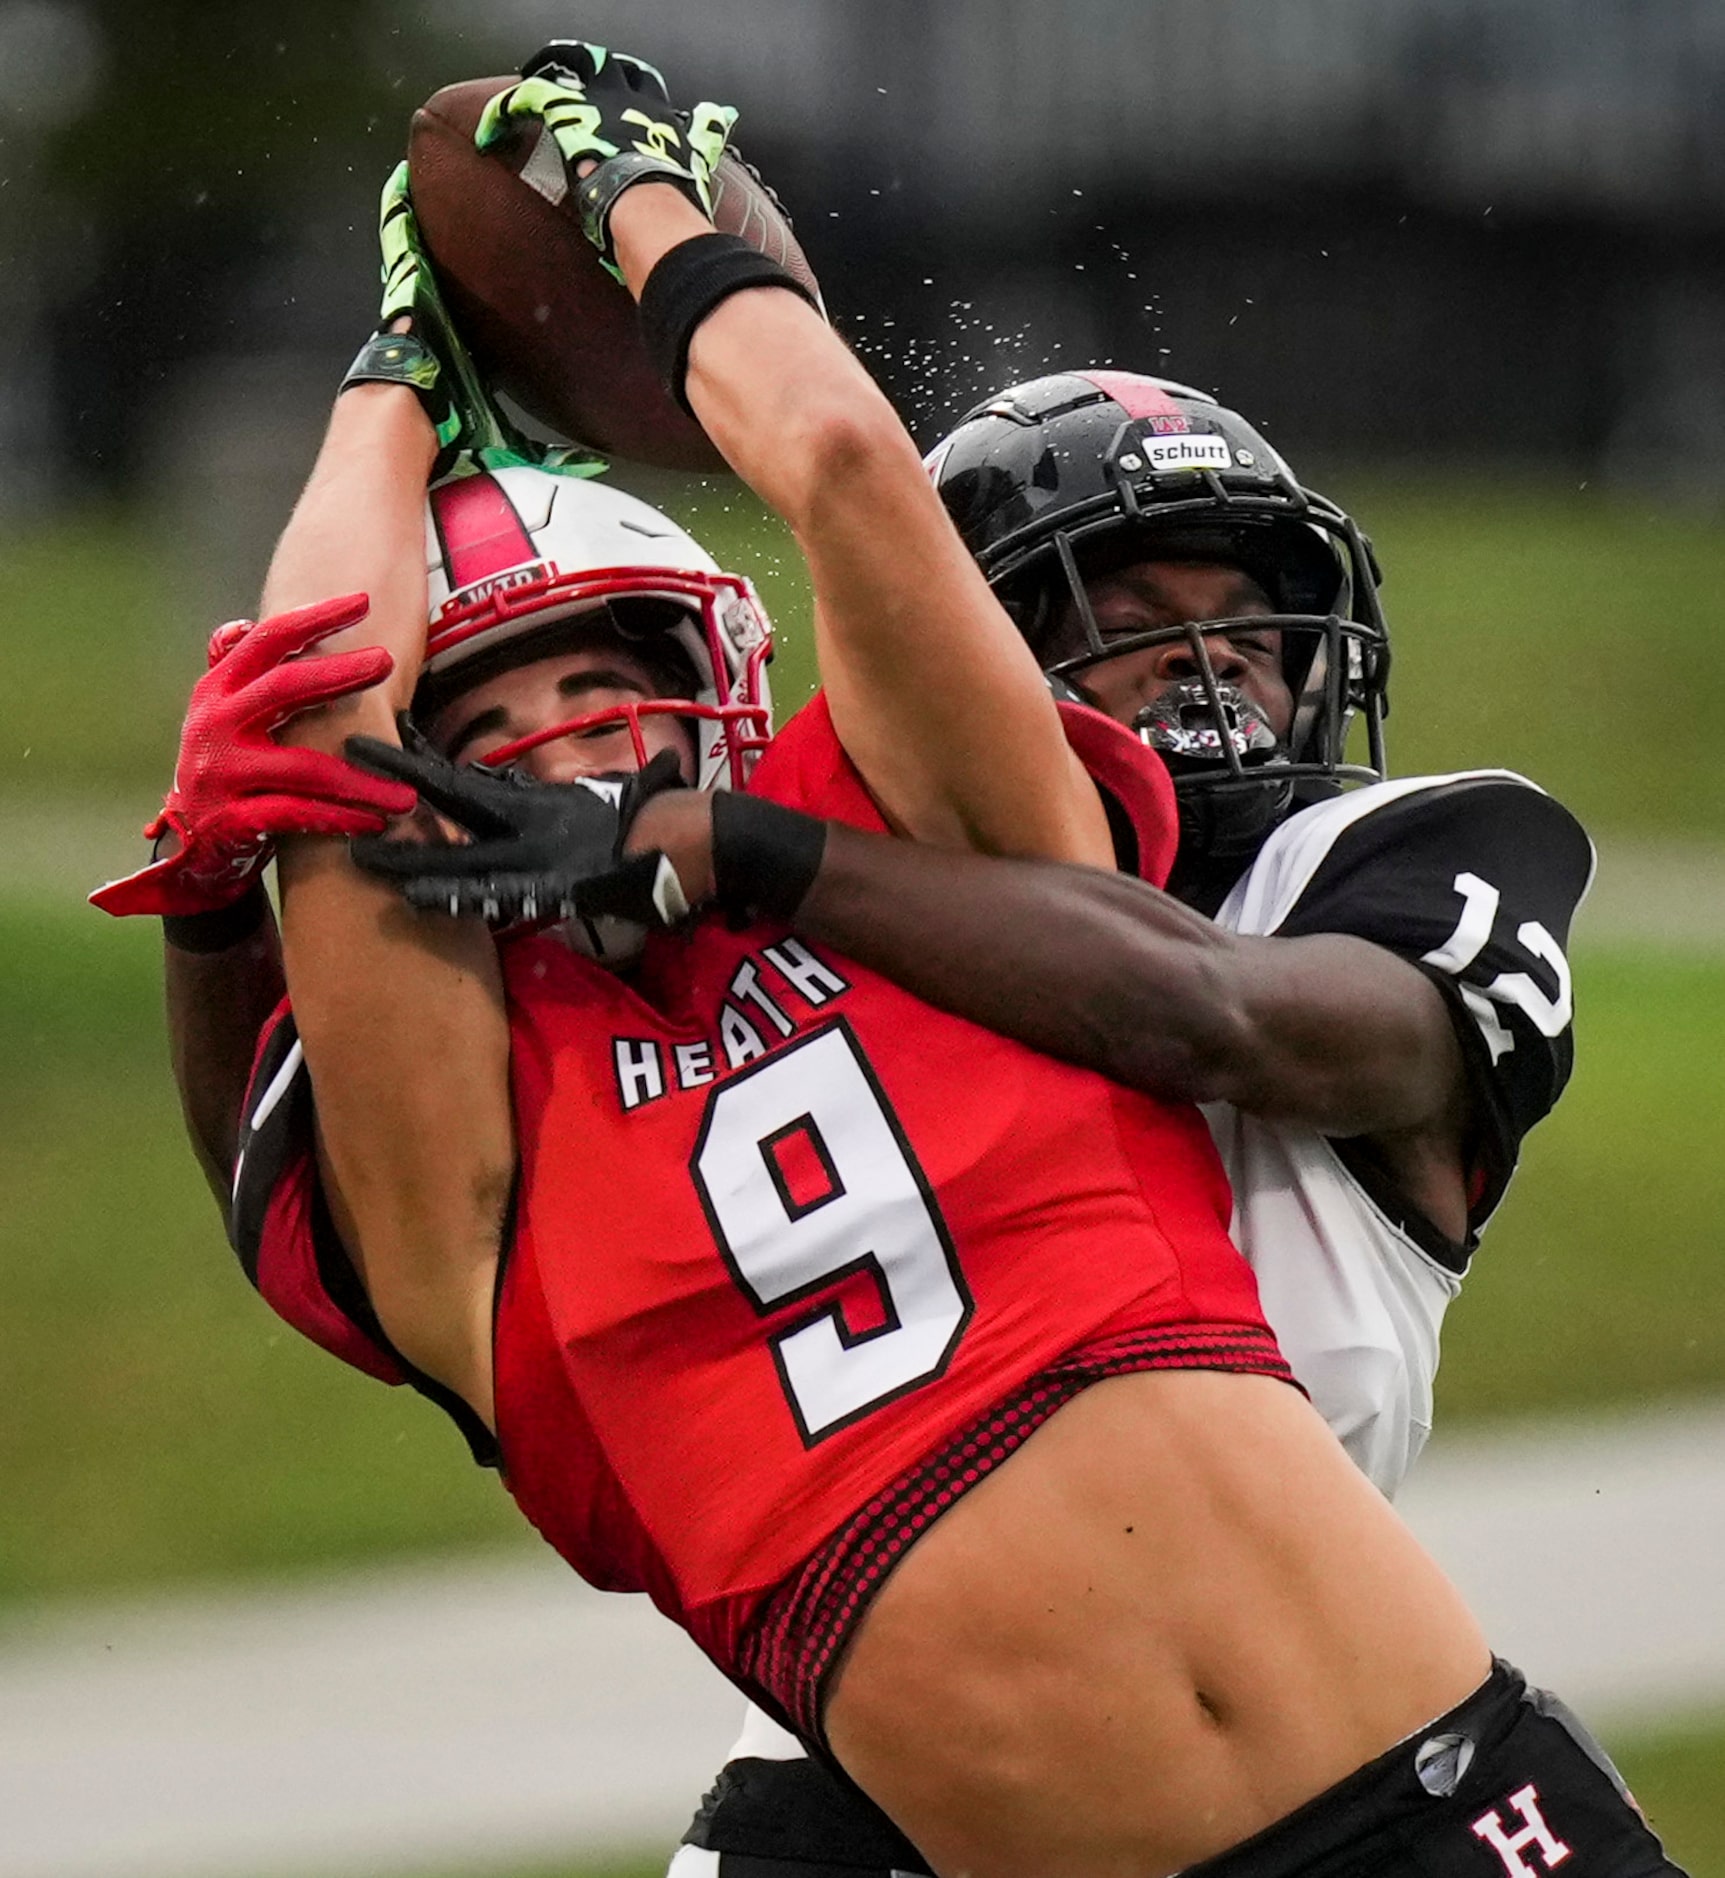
[99, 44, 1680, 1878]
[357, 389, 1656, 1878]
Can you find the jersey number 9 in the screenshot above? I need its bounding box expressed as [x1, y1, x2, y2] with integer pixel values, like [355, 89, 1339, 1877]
[691, 1023, 975, 1444]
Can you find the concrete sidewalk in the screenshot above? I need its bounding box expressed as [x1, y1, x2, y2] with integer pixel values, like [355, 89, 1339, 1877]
[2, 1401, 1722, 1878]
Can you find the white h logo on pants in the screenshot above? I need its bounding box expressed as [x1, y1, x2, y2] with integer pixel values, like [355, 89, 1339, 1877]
[1471, 1784, 1572, 1876]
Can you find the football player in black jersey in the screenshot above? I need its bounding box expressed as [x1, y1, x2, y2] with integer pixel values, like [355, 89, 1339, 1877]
[610, 371, 1626, 1878]
[345, 371, 1667, 1875]
[623, 368, 1592, 1504]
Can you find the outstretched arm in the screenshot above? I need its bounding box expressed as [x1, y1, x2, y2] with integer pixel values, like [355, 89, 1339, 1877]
[625, 792, 1453, 1114]
[346, 765, 1462, 1197]
[791, 826, 1464, 1133]
[615, 791, 1474, 1241]
[482, 61, 1111, 867]
[252, 149, 555, 1424]
[778, 826, 1524, 1244]
[648, 201, 1108, 866]
[268, 386, 515, 1424]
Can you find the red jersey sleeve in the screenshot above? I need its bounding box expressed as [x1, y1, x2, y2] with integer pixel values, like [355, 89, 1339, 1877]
[229, 1000, 499, 1464]
[1053, 699, 1179, 888]
[744, 691, 889, 829]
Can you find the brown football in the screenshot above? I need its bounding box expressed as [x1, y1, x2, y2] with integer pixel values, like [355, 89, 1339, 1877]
[408, 76, 823, 473]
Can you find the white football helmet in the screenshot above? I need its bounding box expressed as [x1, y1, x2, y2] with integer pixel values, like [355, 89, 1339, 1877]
[419, 461, 774, 792]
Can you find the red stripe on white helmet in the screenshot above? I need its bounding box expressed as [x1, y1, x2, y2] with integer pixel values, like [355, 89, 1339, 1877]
[430, 472, 540, 590]
[419, 464, 774, 793]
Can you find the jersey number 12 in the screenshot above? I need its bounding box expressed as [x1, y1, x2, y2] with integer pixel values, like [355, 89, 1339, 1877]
[1423, 870, 1573, 1064]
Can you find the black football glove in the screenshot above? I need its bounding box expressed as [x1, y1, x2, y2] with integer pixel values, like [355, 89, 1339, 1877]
[344, 726, 692, 927]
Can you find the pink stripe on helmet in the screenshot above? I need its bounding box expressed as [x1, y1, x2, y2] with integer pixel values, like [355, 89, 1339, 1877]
[1075, 371, 1190, 431]
[431, 473, 538, 589]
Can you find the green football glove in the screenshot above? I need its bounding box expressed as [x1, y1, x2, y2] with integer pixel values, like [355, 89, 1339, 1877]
[341, 163, 604, 480]
[476, 41, 737, 280]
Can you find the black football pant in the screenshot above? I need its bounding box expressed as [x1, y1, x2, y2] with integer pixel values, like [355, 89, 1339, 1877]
[671, 1661, 1686, 1877]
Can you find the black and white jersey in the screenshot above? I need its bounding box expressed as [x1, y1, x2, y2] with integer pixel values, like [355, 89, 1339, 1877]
[1206, 769, 1594, 1495]
[696, 770, 1596, 1792]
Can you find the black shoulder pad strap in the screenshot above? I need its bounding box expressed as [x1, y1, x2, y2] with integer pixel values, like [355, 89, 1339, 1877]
[229, 1007, 308, 1283]
[228, 1004, 501, 1468]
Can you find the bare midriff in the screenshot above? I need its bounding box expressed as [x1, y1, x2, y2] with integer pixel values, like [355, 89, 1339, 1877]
[824, 1369, 1490, 1878]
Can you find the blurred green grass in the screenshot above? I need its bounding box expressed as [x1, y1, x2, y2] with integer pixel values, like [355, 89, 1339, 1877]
[0, 512, 210, 797]
[1437, 946, 1725, 1416]
[5, 476, 1724, 838]
[1348, 477, 1724, 836]
[2, 890, 1719, 1606]
[0, 905, 523, 1607]
[1615, 1713, 1725, 1872]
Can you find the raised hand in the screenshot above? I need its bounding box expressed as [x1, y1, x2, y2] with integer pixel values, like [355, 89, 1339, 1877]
[340, 162, 599, 476]
[91, 593, 417, 919]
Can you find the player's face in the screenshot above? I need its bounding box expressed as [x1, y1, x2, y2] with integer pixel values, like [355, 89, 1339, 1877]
[426, 643, 698, 783]
[1056, 560, 1295, 738]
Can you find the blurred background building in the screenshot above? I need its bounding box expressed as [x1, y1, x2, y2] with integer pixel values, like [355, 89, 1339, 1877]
[5, 0, 1725, 550]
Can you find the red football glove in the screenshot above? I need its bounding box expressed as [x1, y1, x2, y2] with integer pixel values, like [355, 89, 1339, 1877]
[90, 592, 418, 919]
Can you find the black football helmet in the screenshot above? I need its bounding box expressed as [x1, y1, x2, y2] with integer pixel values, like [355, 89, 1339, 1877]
[931, 370, 1390, 886]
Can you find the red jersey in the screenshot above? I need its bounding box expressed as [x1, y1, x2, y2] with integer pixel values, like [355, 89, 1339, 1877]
[233, 695, 1288, 1723]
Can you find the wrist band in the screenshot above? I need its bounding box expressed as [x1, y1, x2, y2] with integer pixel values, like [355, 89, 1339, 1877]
[639, 233, 820, 415]
[576, 150, 699, 256]
[339, 327, 461, 475]
[710, 790, 828, 924]
[340, 327, 441, 406]
[163, 884, 271, 955]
